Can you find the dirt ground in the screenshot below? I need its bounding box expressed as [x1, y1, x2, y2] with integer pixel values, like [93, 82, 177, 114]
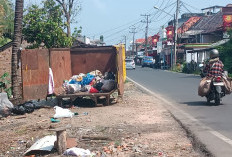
[0, 81, 203, 157]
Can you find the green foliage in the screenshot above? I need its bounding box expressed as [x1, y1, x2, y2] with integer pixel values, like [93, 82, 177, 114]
[0, 36, 11, 47]
[0, 0, 14, 39]
[217, 31, 232, 74]
[172, 64, 182, 72]
[72, 27, 82, 39]
[0, 72, 12, 98]
[182, 62, 189, 73]
[23, 0, 73, 48]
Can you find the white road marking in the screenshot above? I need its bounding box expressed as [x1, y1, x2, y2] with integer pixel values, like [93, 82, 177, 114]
[127, 76, 232, 147]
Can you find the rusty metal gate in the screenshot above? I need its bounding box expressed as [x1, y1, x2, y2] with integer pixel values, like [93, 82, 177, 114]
[21, 49, 49, 101]
[21, 49, 72, 101]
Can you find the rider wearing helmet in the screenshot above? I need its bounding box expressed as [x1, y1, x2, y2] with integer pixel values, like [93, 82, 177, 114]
[203, 49, 224, 77]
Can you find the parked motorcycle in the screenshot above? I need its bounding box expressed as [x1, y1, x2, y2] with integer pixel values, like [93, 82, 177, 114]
[199, 64, 226, 105]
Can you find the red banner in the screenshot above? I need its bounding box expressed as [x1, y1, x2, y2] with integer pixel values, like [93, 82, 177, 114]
[223, 15, 232, 31]
[166, 25, 174, 41]
[152, 34, 160, 47]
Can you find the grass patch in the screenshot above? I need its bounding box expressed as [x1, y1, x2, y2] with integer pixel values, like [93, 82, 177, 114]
[124, 79, 130, 84]
[15, 128, 27, 135]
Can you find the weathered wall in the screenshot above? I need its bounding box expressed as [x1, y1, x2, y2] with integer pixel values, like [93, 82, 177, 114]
[21, 49, 49, 101]
[0, 46, 12, 78]
[50, 49, 72, 95]
[70, 47, 117, 75]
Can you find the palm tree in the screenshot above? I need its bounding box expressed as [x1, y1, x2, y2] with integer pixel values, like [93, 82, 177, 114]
[11, 0, 24, 102]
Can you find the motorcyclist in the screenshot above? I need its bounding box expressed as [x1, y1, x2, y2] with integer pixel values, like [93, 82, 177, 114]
[203, 49, 224, 78]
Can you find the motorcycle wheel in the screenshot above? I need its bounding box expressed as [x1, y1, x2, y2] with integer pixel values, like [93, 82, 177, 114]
[207, 96, 210, 103]
[214, 92, 220, 105]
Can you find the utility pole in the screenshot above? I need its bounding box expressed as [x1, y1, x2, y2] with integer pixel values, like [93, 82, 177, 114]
[129, 27, 137, 56]
[123, 35, 127, 55]
[174, 0, 180, 66]
[141, 14, 151, 56]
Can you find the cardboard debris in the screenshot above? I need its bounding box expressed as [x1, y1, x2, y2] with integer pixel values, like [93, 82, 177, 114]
[24, 135, 56, 156]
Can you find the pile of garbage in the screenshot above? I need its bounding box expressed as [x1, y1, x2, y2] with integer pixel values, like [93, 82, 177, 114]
[63, 70, 116, 94]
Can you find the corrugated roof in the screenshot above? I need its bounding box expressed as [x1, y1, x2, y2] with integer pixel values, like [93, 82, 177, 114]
[135, 38, 145, 43]
[178, 16, 201, 34]
[190, 12, 223, 33]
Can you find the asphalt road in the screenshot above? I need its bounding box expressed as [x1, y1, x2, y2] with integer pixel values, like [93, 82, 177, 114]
[127, 66, 232, 156]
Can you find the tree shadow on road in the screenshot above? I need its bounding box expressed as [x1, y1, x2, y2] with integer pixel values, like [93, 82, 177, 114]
[181, 101, 221, 106]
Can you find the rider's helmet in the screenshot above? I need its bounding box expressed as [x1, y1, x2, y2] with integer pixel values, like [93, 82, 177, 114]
[210, 49, 219, 59]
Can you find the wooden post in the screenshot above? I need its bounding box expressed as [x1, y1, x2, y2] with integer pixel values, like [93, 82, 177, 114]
[56, 128, 67, 155]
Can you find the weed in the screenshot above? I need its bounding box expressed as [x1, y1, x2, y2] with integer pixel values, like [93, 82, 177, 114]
[0, 72, 12, 98]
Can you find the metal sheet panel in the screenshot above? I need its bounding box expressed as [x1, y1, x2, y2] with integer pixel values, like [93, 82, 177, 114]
[21, 49, 49, 101]
[50, 49, 72, 95]
[70, 47, 117, 75]
[115, 45, 125, 96]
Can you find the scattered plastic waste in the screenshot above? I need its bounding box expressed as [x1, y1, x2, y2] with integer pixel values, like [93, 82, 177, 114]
[63, 147, 94, 156]
[53, 106, 74, 118]
[50, 118, 60, 123]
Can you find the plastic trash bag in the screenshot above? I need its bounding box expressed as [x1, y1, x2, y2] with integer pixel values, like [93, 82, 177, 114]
[63, 147, 93, 156]
[101, 80, 116, 92]
[0, 92, 14, 116]
[12, 105, 26, 115]
[104, 71, 115, 80]
[93, 82, 103, 91]
[66, 84, 81, 94]
[198, 77, 212, 97]
[53, 106, 74, 118]
[80, 73, 95, 86]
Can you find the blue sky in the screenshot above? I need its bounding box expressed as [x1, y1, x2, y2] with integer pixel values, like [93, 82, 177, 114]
[75, 0, 232, 48]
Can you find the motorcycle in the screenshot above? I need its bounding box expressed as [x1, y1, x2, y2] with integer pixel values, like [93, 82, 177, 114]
[199, 64, 226, 105]
[205, 76, 225, 105]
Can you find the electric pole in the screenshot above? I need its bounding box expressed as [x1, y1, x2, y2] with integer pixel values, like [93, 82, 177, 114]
[174, 0, 180, 65]
[129, 27, 137, 56]
[141, 14, 151, 56]
[123, 35, 127, 55]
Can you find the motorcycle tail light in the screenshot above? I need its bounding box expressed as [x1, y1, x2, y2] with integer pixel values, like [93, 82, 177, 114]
[216, 76, 221, 82]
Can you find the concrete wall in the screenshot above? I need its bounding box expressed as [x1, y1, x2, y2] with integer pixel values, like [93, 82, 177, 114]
[0, 46, 12, 78]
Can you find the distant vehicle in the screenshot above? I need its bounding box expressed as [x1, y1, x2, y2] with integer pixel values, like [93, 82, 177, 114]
[141, 56, 155, 68]
[137, 51, 144, 59]
[125, 59, 135, 69]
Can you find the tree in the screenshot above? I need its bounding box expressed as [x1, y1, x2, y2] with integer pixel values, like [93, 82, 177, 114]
[23, 0, 72, 48]
[0, 0, 14, 46]
[11, 0, 24, 101]
[217, 31, 232, 74]
[55, 0, 81, 37]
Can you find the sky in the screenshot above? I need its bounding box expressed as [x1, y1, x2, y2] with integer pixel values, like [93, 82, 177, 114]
[23, 0, 232, 48]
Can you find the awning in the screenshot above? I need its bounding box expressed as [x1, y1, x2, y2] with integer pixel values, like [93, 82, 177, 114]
[211, 39, 230, 47]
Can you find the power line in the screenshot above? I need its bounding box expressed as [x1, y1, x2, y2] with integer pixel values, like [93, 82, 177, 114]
[129, 26, 137, 53]
[181, 1, 201, 12]
[141, 14, 151, 55]
[181, 2, 193, 13]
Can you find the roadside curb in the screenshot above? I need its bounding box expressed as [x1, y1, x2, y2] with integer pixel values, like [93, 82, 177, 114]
[126, 76, 214, 157]
[163, 69, 201, 77]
